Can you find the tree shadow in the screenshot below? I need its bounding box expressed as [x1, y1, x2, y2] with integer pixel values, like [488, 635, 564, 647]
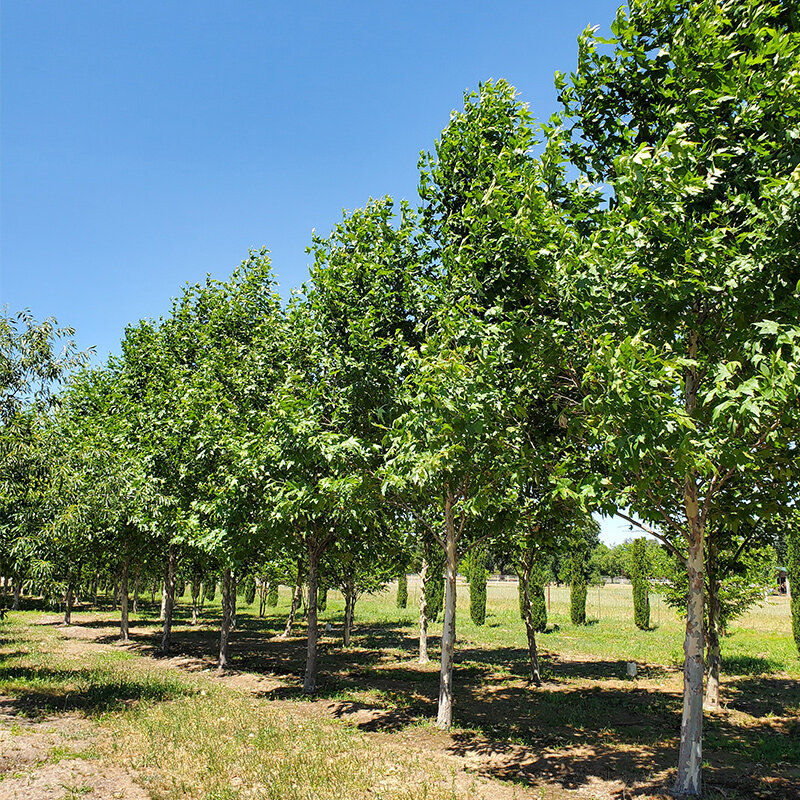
[0, 664, 191, 718]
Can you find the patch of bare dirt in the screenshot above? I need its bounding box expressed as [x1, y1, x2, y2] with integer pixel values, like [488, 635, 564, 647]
[0, 700, 145, 800]
[0, 758, 149, 800]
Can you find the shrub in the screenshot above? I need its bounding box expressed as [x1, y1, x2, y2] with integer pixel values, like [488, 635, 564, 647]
[631, 538, 651, 630]
[396, 574, 408, 609]
[469, 549, 487, 626]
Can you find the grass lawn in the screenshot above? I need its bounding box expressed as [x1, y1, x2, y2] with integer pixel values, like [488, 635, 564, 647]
[0, 580, 797, 799]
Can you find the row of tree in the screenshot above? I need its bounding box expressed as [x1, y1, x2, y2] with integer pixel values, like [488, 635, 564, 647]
[2, 1, 800, 795]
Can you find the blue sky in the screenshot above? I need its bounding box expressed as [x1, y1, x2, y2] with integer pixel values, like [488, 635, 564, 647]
[2, 1, 638, 543]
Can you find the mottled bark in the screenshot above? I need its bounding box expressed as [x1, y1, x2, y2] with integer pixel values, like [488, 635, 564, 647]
[675, 331, 704, 798]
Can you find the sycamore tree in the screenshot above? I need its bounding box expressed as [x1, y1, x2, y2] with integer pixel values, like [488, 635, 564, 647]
[0, 310, 89, 606]
[559, 2, 800, 793]
[382, 310, 521, 729]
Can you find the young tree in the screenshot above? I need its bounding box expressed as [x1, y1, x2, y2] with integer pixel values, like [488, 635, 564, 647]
[559, 3, 800, 793]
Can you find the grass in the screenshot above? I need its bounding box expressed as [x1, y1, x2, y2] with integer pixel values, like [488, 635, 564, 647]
[0, 581, 798, 799]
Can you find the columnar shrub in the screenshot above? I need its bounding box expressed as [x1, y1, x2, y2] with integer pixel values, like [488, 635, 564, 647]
[570, 549, 587, 625]
[469, 548, 487, 626]
[788, 528, 800, 657]
[631, 538, 650, 630]
[396, 573, 408, 609]
[427, 564, 445, 623]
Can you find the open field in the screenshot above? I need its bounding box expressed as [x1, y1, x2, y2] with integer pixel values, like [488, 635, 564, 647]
[0, 581, 798, 799]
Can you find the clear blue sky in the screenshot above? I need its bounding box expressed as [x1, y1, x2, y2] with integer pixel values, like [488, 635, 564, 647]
[2, 1, 635, 542]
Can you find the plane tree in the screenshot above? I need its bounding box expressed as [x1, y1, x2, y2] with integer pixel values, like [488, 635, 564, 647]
[558, 2, 800, 793]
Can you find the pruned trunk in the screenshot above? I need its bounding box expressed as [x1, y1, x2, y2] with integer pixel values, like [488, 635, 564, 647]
[303, 546, 321, 693]
[436, 493, 458, 730]
[675, 478, 704, 797]
[343, 574, 355, 647]
[280, 558, 303, 638]
[120, 554, 130, 642]
[219, 567, 232, 670]
[418, 558, 429, 664]
[160, 548, 177, 654]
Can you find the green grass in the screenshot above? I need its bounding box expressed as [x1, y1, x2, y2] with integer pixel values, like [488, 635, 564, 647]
[0, 580, 797, 800]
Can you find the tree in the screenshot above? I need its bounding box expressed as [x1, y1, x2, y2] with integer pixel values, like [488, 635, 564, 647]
[631, 538, 650, 630]
[559, 3, 800, 793]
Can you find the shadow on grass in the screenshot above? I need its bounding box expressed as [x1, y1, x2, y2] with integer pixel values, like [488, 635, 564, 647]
[0, 664, 191, 717]
[22, 608, 799, 799]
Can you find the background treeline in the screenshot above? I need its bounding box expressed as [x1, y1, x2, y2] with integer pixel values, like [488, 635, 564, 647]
[2, 2, 800, 797]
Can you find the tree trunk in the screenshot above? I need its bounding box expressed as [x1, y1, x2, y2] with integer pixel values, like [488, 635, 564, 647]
[120, 554, 130, 642]
[64, 581, 74, 625]
[343, 574, 355, 647]
[191, 581, 200, 625]
[11, 577, 21, 611]
[160, 548, 178, 654]
[280, 558, 303, 638]
[436, 492, 458, 730]
[258, 579, 267, 617]
[675, 331, 704, 798]
[705, 562, 721, 711]
[91, 572, 100, 606]
[303, 545, 321, 693]
[674, 479, 705, 797]
[132, 566, 140, 614]
[230, 572, 237, 631]
[519, 563, 541, 686]
[160, 579, 167, 621]
[418, 558, 429, 665]
[218, 567, 232, 670]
